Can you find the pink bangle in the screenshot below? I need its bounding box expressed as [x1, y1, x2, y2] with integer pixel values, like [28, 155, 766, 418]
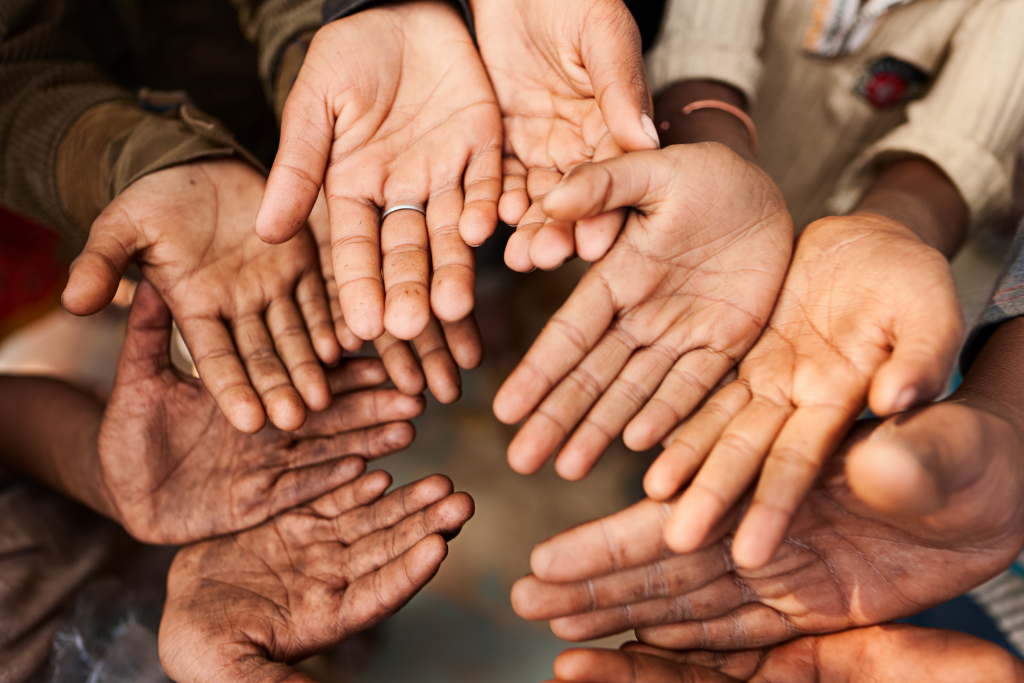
[681, 99, 759, 155]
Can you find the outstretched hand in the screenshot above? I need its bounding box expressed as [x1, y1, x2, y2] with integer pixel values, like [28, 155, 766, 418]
[473, 0, 660, 271]
[306, 190, 482, 405]
[548, 625, 1023, 682]
[63, 159, 339, 433]
[510, 374, 1024, 647]
[159, 473, 474, 683]
[98, 280, 426, 545]
[648, 213, 964, 568]
[256, 1, 502, 343]
[493, 144, 793, 480]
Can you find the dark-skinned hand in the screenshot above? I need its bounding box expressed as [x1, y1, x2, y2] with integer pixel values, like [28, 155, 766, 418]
[256, 1, 502, 343]
[96, 280, 426, 545]
[63, 159, 339, 433]
[647, 213, 964, 569]
[159, 473, 474, 683]
[548, 625, 1024, 682]
[493, 144, 793, 480]
[511, 348, 1024, 647]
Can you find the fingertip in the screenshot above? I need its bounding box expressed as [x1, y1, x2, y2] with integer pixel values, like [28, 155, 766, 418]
[63, 259, 121, 316]
[431, 282, 475, 325]
[504, 231, 538, 273]
[265, 390, 308, 432]
[381, 421, 416, 453]
[528, 226, 575, 271]
[507, 420, 561, 476]
[498, 190, 530, 227]
[641, 465, 677, 501]
[553, 448, 597, 482]
[731, 512, 786, 570]
[383, 292, 431, 341]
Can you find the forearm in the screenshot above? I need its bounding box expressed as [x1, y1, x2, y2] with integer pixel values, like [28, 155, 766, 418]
[958, 315, 1024, 429]
[0, 377, 116, 520]
[854, 158, 969, 258]
[654, 79, 756, 162]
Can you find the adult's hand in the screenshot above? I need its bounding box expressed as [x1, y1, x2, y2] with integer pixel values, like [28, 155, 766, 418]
[63, 159, 338, 433]
[549, 625, 1024, 682]
[307, 190, 482, 405]
[510, 370, 1024, 647]
[256, 1, 502, 343]
[647, 213, 964, 568]
[493, 144, 793, 480]
[159, 473, 474, 683]
[97, 280, 425, 545]
[472, 0, 661, 271]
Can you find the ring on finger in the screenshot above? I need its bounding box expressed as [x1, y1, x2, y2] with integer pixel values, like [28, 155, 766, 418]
[381, 203, 426, 220]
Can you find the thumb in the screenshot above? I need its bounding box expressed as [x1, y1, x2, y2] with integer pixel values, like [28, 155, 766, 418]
[62, 209, 139, 315]
[255, 79, 333, 245]
[868, 289, 965, 416]
[845, 402, 1005, 520]
[582, 7, 659, 153]
[542, 150, 672, 223]
[116, 279, 174, 384]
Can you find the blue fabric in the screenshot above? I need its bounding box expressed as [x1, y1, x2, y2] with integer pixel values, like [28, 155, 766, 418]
[900, 595, 1020, 657]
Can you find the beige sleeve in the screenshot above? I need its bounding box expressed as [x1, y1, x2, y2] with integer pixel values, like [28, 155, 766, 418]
[833, 0, 1024, 229]
[645, 0, 768, 103]
[227, 0, 322, 103]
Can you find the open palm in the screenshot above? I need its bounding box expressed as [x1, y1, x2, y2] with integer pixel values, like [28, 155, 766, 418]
[257, 1, 502, 343]
[493, 145, 792, 481]
[473, 0, 660, 271]
[64, 159, 338, 433]
[98, 281, 426, 545]
[649, 213, 965, 569]
[511, 392, 1024, 648]
[159, 473, 474, 683]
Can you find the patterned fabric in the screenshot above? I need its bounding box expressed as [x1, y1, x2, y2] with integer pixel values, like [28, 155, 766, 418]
[969, 558, 1024, 657]
[961, 221, 1024, 372]
[803, 0, 914, 57]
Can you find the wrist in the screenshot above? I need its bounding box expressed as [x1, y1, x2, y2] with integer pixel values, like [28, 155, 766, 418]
[654, 80, 757, 162]
[958, 315, 1024, 428]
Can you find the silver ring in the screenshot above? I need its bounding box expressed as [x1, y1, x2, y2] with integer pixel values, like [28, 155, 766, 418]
[381, 204, 426, 220]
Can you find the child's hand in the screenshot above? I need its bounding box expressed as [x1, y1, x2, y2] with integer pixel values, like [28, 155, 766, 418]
[471, 0, 660, 272]
[62, 159, 337, 433]
[647, 213, 964, 568]
[493, 144, 793, 480]
[159, 473, 474, 683]
[256, 1, 502, 343]
[97, 281, 427, 545]
[306, 190, 482, 405]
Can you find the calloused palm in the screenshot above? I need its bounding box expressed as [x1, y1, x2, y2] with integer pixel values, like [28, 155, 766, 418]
[256, 1, 502, 344]
[492, 145, 792, 481]
[511, 383, 1024, 648]
[549, 626, 1024, 682]
[63, 159, 339, 433]
[99, 280, 426, 545]
[649, 213, 964, 569]
[306, 190, 482, 405]
[159, 473, 474, 683]
[473, 0, 661, 271]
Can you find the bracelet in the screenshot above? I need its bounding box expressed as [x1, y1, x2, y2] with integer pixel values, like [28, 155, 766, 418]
[680, 99, 759, 155]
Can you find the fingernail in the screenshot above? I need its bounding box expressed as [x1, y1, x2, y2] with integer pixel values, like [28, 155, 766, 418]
[894, 388, 917, 413]
[641, 114, 660, 146]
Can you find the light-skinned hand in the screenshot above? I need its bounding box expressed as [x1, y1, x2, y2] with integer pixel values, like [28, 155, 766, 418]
[548, 625, 1024, 682]
[159, 473, 474, 683]
[647, 213, 964, 569]
[62, 159, 338, 433]
[510, 360, 1024, 647]
[256, 1, 502, 343]
[492, 144, 793, 480]
[306, 190, 482, 404]
[97, 280, 425, 544]
[471, 0, 661, 271]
